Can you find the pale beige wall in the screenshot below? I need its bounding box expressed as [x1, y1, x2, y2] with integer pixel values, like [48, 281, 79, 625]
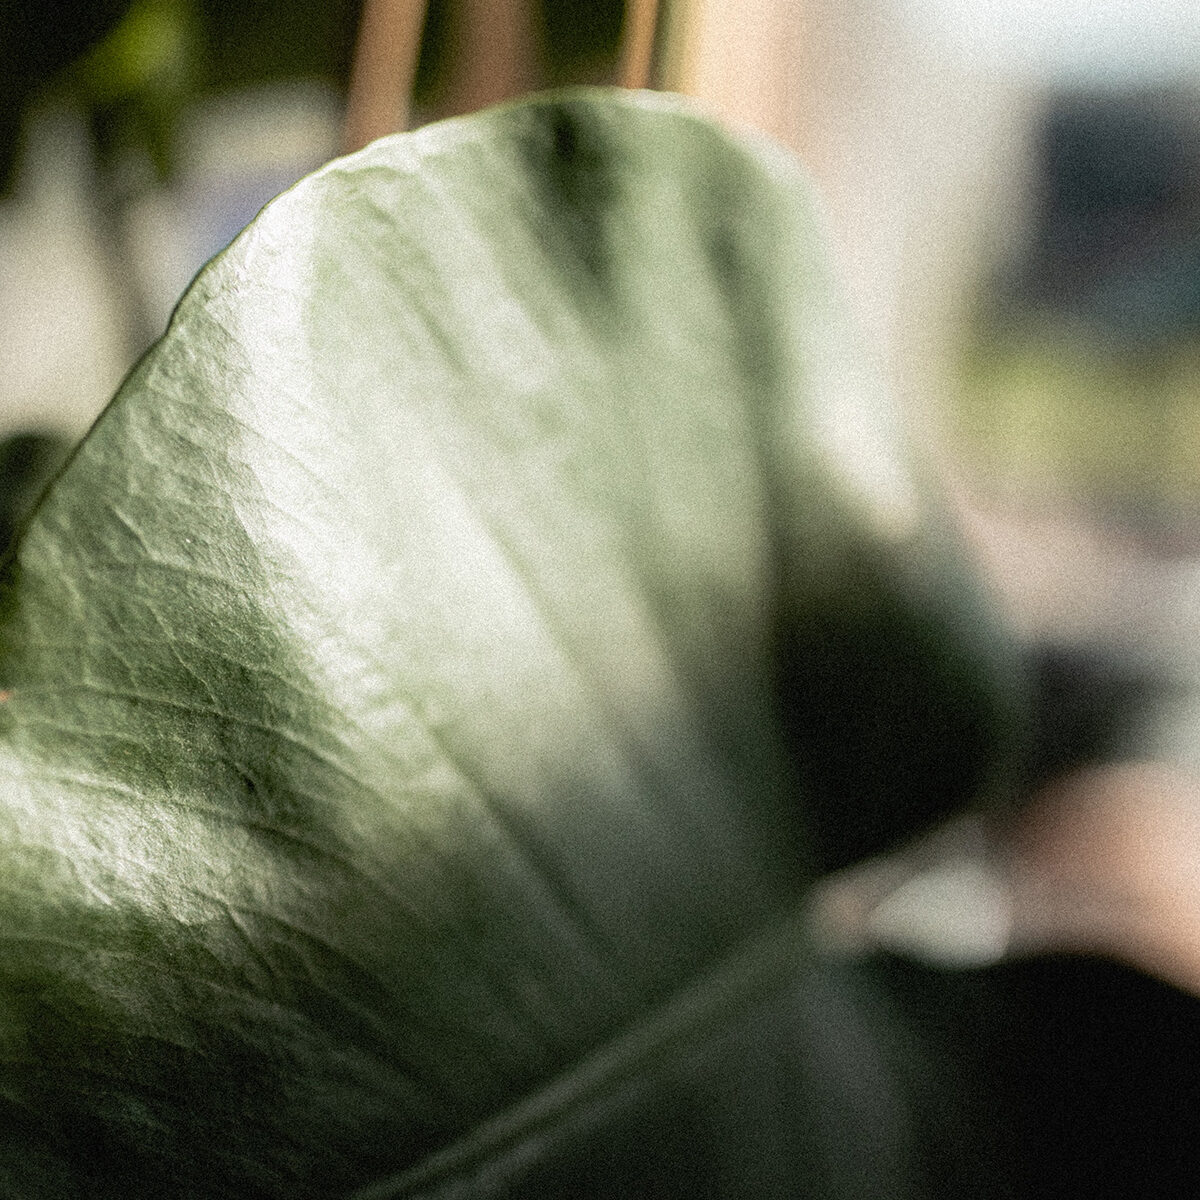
[673, 0, 1038, 458]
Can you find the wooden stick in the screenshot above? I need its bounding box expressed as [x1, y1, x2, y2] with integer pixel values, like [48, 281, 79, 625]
[617, 0, 660, 91]
[343, 0, 429, 153]
[432, 0, 542, 119]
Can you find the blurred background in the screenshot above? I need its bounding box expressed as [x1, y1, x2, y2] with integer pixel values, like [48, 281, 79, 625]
[769, 0, 1200, 782]
[4, 0, 1200, 769]
[5, 8, 1200, 1181]
[4, 1, 1200, 626]
[2, 0, 1200, 750]
[5, 0, 1200, 815]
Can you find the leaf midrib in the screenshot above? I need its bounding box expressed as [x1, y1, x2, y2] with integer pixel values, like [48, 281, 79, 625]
[351, 898, 813, 1199]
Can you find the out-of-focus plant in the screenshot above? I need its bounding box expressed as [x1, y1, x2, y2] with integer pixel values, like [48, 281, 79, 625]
[0, 0, 121, 191]
[1, 0, 637, 192]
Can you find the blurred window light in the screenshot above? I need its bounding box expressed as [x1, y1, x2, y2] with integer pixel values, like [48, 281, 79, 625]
[897, 0, 1200, 84]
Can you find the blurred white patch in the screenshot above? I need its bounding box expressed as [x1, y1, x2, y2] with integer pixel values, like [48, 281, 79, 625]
[814, 370, 921, 541]
[899, 0, 1200, 84]
[810, 815, 1014, 968]
[867, 858, 1013, 968]
[0, 106, 130, 439]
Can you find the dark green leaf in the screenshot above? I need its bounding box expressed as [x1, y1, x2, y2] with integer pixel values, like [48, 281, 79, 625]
[0, 90, 1025, 1197]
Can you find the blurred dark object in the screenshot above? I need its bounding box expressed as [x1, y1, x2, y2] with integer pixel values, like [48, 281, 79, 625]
[538, 0, 625, 82]
[2, 1, 632, 194]
[875, 951, 1200, 1200]
[0, 0, 130, 195]
[196, 0, 359, 93]
[0, 433, 72, 559]
[1024, 641, 1173, 789]
[1005, 87, 1200, 350]
[782, 581, 1028, 876]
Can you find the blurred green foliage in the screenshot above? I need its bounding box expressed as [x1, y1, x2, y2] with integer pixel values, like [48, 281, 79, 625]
[1, 0, 629, 194]
[958, 322, 1200, 520]
[953, 88, 1200, 529]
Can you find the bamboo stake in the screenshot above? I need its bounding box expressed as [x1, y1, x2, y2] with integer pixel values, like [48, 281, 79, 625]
[343, 0, 429, 152]
[433, 0, 542, 119]
[617, 0, 661, 91]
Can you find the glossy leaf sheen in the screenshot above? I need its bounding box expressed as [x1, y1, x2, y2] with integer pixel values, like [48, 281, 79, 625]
[0, 91, 1023, 1196]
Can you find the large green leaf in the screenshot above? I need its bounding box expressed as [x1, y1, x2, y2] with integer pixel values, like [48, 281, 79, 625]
[0, 90, 1025, 1197]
